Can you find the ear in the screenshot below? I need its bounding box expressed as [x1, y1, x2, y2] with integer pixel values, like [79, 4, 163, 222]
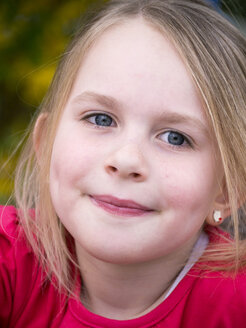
[33, 113, 48, 162]
[205, 178, 231, 226]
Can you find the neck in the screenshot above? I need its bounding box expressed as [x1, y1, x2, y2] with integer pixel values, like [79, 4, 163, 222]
[75, 242, 195, 320]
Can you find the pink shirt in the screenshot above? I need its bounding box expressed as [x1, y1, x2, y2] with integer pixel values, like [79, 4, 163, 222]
[1, 205, 246, 327]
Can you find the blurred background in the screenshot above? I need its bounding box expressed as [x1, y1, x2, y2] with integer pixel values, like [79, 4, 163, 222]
[0, 0, 245, 204]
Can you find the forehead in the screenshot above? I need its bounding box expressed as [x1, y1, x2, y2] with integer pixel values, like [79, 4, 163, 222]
[68, 18, 206, 124]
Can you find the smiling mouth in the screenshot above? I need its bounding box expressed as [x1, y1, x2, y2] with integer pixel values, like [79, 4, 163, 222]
[89, 195, 154, 217]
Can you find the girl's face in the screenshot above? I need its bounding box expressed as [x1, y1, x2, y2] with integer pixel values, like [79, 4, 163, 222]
[49, 19, 223, 264]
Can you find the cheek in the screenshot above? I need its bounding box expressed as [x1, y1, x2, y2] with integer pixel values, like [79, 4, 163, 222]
[158, 157, 218, 210]
[50, 135, 98, 187]
[49, 134, 101, 215]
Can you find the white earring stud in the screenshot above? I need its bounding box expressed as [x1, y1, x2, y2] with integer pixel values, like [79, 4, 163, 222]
[213, 210, 222, 223]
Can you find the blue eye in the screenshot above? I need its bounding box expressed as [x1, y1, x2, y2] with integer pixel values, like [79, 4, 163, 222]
[160, 131, 190, 147]
[85, 113, 114, 127]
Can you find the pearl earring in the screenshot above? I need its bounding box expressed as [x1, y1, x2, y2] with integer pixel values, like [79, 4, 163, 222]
[213, 210, 222, 223]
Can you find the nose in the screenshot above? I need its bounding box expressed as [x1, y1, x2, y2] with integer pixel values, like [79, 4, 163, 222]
[104, 144, 149, 182]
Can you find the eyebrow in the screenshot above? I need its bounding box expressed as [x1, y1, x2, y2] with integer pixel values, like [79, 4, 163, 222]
[72, 91, 209, 137]
[157, 112, 210, 137]
[72, 91, 119, 110]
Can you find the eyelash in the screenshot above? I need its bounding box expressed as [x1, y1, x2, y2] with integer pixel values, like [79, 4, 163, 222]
[82, 112, 193, 148]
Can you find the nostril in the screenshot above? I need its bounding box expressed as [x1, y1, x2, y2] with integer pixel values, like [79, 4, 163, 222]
[131, 173, 140, 178]
[109, 166, 117, 172]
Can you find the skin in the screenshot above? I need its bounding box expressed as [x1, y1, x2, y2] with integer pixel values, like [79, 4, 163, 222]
[44, 18, 226, 319]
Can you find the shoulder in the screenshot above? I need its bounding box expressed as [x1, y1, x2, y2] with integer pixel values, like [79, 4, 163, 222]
[0, 205, 35, 275]
[0, 205, 31, 255]
[0, 207, 71, 327]
[0, 205, 37, 265]
[0, 206, 63, 326]
[182, 227, 246, 326]
[0, 206, 34, 324]
[199, 227, 246, 305]
[192, 269, 246, 298]
[0, 205, 19, 231]
[183, 269, 246, 327]
[0, 205, 39, 285]
[0, 205, 22, 253]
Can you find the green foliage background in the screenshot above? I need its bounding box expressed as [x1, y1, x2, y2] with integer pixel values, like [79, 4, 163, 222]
[0, 0, 245, 204]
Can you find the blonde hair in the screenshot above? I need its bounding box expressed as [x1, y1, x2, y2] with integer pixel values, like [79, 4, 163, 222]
[14, 0, 246, 295]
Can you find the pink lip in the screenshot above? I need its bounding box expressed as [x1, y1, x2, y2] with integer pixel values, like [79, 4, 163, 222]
[89, 195, 154, 217]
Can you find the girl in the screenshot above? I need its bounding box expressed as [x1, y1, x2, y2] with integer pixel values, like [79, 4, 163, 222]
[1, 0, 246, 326]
